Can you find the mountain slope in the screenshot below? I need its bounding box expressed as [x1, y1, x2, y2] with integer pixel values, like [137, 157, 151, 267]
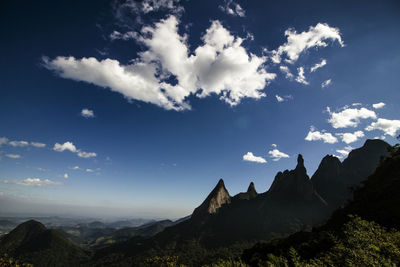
[0, 220, 88, 267]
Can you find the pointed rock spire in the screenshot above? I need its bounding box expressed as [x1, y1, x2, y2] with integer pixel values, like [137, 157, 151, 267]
[247, 182, 258, 199]
[192, 178, 231, 218]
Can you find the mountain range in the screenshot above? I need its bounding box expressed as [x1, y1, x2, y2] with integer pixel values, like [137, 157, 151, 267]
[0, 139, 392, 266]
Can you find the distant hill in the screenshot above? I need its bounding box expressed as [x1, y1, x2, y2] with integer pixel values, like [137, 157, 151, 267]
[0, 220, 89, 267]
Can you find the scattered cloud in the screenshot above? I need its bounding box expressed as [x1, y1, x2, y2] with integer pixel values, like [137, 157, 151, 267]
[63, 173, 69, 179]
[275, 95, 284, 102]
[2, 178, 63, 187]
[321, 79, 331, 88]
[366, 118, 400, 136]
[268, 149, 289, 161]
[86, 168, 94, 172]
[271, 144, 277, 148]
[81, 108, 94, 118]
[53, 141, 97, 158]
[271, 23, 344, 64]
[310, 59, 327, 72]
[6, 154, 21, 159]
[53, 142, 77, 152]
[243, 152, 267, 163]
[70, 166, 80, 170]
[44, 16, 275, 111]
[279, 65, 294, 79]
[0, 137, 9, 146]
[30, 142, 46, 148]
[305, 127, 338, 144]
[372, 102, 386, 109]
[336, 145, 354, 158]
[326, 106, 377, 128]
[295, 67, 309, 85]
[336, 130, 365, 144]
[219, 0, 245, 17]
[352, 103, 362, 106]
[275, 94, 293, 102]
[8, 141, 29, 147]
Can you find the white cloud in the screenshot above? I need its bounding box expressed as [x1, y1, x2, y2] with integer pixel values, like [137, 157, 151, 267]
[352, 103, 362, 106]
[268, 149, 290, 161]
[271, 144, 277, 148]
[372, 102, 386, 109]
[321, 79, 331, 88]
[336, 130, 365, 144]
[275, 94, 293, 102]
[279, 65, 294, 79]
[327, 106, 377, 128]
[9, 140, 29, 147]
[6, 154, 21, 159]
[275, 95, 284, 102]
[295, 67, 309, 85]
[219, 0, 245, 17]
[86, 168, 94, 172]
[305, 128, 338, 144]
[70, 166, 80, 170]
[81, 108, 94, 118]
[0, 137, 8, 146]
[271, 23, 344, 64]
[366, 118, 400, 137]
[243, 152, 267, 163]
[44, 16, 275, 111]
[53, 141, 97, 158]
[53, 142, 77, 152]
[63, 173, 69, 179]
[310, 59, 327, 72]
[2, 178, 63, 187]
[31, 142, 46, 148]
[336, 146, 354, 159]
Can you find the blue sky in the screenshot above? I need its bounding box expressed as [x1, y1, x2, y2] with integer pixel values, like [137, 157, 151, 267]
[1, 0, 400, 219]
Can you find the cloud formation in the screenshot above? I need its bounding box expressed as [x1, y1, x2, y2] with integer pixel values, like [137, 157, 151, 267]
[268, 149, 289, 161]
[305, 127, 338, 143]
[53, 141, 97, 158]
[243, 152, 267, 163]
[2, 178, 63, 187]
[6, 154, 21, 159]
[327, 106, 377, 128]
[321, 79, 331, 88]
[31, 142, 46, 148]
[279, 65, 294, 79]
[271, 23, 344, 64]
[8, 141, 29, 147]
[335, 146, 353, 158]
[219, 0, 245, 17]
[310, 59, 327, 72]
[295, 67, 309, 85]
[372, 102, 385, 109]
[366, 118, 400, 136]
[44, 16, 276, 111]
[336, 130, 365, 144]
[81, 108, 94, 118]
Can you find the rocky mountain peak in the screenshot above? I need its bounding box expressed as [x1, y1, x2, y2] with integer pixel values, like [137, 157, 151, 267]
[192, 179, 231, 217]
[247, 182, 258, 199]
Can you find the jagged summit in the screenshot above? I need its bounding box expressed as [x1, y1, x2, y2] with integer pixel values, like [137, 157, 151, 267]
[247, 182, 258, 199]
[192, 178, 231, 217]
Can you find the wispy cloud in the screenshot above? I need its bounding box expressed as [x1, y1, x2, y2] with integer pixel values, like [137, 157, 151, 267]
[310, 59, 327, 72]
[295, 67, 309, 85]
[321, 79, 331, 88]
[2, 178, 63, 187]
[219, 0, 245, 17]
[53, 141, 97, 158]
[81, 108, 94, 118]
[6, 154, 21, 159]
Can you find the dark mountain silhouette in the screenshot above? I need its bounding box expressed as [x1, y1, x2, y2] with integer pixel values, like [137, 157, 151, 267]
[242, 140, 400, 266]
[0, 220, 88, 267]
[312, 139, 390, 210]
[233, 182, 258, 201]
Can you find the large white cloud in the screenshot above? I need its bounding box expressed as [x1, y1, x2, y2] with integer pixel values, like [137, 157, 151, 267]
[53, 141, 97, 158]
[271, 23, 344, 64]
[243, 152, 267, 163]
[2, 178, 63, 187]
[327, 106, 377, 128]
[305, 127, 338, 144]
[366, 118, 400, 137]
[268, 149, 289, 161]
[44, 16, 275, 111]
[336, 130, 365, 144]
